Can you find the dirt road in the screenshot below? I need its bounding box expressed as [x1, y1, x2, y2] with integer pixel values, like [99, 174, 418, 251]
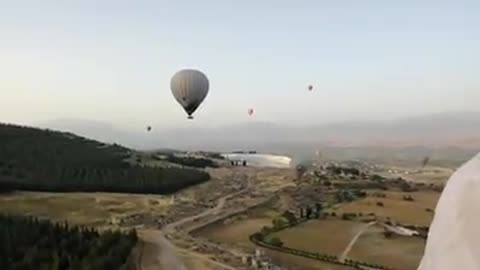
[165, 172, 250, 233]
[140, 171, 253, 270]
[140, 169, 294, 270]
[339, 221, 377, 262]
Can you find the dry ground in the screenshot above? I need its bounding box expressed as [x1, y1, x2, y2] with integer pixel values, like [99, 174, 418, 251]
[196, 216, 353, 270]
[272, 220, 362, 255]
[348, 225, 425, 270]
[268, 219, 389, 270]
[265, 250, 351, 270]
[138, 229, 228, 270]
[379, 166, 453, 184]
[0, 191, 173, 228]
[271, 220, 425, 270]
[138, 230, 220, 270]
[335, 191, 439, 226]
[194, 207, 279, 251]
[254, 168, 296, 192]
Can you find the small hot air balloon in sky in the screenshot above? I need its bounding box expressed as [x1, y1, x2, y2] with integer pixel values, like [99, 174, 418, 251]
[170, 69, 210, 119]
[308, 85, 313, 91]
[248, 108, 254, 116]
[422, 156, 430, 168]
[146, 126, 152, 132]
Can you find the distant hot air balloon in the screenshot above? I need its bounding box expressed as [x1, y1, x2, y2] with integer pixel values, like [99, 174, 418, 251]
[248, 108, 254, 116]
[146, 126, 152, 132]
[308, 85, 313, 91]
[170, 69, 210, 119]
[422, 156, 430, 168]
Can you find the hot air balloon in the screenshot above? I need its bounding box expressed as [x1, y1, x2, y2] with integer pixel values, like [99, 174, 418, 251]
[146, 126, 152, 132]
[308, 85, 313, 91]
[422, 156, 430, 168]
[170, 69, 209, 119]
[248, 108, 254, 116]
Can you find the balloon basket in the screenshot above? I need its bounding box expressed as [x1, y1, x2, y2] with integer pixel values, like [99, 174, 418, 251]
[188, 116, 194, 120]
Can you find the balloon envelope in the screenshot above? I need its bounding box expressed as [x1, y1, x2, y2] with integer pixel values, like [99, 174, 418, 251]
[248, 108, 254, 116]
[170, 69, 209, 119]
[308, 85, 313, 91]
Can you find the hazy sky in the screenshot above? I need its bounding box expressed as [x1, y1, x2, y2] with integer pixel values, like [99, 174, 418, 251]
[1, 1, 479, 130]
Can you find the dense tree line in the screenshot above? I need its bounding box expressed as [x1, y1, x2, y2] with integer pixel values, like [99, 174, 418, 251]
[0, 215, 137, 270]
[164, 154, 218, 168]
[0, 124, 210, 194]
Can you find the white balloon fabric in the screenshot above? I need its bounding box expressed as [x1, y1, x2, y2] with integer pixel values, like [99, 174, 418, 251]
[170, 69, 209, 119]
[418, 152, 480, 270]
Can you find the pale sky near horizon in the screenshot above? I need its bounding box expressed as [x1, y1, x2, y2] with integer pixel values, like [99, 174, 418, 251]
[1, 1, 479, 130]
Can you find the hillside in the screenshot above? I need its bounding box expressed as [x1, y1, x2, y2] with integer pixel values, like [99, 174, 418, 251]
[0, 214, 137, 270]
[41, 111, 480, 151]
[0, 124, 210, 194]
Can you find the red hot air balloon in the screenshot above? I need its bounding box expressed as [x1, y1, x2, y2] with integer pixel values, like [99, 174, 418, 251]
[248, 108, 254, 116]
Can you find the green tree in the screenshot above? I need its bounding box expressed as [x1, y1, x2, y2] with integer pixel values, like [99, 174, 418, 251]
[281, 210, 297, 225]
[266, 237, 284, 247]
[272, 216, 289, 230]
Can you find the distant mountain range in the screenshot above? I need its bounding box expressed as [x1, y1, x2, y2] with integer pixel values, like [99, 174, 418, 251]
[39, 111, 480, 154]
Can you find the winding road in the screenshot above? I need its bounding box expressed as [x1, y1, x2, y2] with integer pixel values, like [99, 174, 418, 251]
[141, 171, 253, 270]
[165, 172, 250, 233]
[140, 169, 293, 270]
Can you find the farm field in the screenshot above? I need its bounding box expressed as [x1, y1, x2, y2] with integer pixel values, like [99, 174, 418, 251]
[272, 220, 362, 255]
[195, 218, 272, 250]
[194, 207, 280, 250]
[348, 225, 425, 270]
[335, 191, 440, 226]
[380, 166, 453, 184]
[270, 219, 426, 270]
[195, 212, 356, 270]
[265, 250, 351, 270]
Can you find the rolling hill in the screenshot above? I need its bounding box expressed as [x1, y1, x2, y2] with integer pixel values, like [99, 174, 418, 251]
[41, 112, 480, 151]
[0, 123, 210, 194]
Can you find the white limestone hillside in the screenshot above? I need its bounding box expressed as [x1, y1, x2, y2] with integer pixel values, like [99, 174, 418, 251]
[222, 154, 292, 168]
